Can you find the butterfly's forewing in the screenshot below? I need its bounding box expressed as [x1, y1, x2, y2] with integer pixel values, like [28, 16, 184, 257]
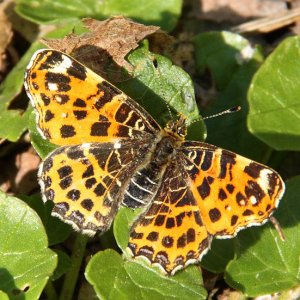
[181, 141, 284, 237]
[24, 49, 160, 146]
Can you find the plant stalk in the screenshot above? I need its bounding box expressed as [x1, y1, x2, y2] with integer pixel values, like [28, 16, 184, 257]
[59, 234, 89, 300]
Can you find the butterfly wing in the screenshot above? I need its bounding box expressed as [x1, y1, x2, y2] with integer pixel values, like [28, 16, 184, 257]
[25, 49, 161, 146]
[40, 139, 153, 235]
[128, 142, 284, 274]
[128, 161, 212, 274]
[180, 141, 285, 237]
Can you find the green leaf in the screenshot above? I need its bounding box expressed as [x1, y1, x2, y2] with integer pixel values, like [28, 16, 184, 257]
[51, 250, 71, 281]
[119, 44, 205, 140]
[85, 249, 207, 300]
[0, 22, 83, 143]
[248, 36, 300, 151]
[225, 176, 300, 297]
[113, 207, 138, 252]
[200, 239, 235, 273]
[194, 31, 268, 161]
[112, 207, 207, 299]
[0, 43, 41, 141]
[21, 194, 72, 246]
[195, 31, 263, 91]
[0, 291, 9, 300]
[28, 109, 57, 159]
[0, 191, 57, 300]
[15, 0, 182, 31]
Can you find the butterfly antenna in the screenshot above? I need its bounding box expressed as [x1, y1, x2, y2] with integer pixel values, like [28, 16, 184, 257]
[202, 106, 241, 120]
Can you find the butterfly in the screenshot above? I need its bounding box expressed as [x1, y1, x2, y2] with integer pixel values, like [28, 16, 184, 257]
[24, 49, 285, 275]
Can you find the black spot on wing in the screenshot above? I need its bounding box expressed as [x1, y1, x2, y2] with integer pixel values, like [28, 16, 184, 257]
[45, 188, 55, 201]
[41, 93, 50, 106]
[45, 72, 71, 92]
[245, 180, 265, 203]
[33, 83, 39, 90]
[59, 176, 72, 190]
[154, 215, 165, 226]
[67, 147, 85, 160]
[197, 177, 211, 199]
[44, 110, 54, 122]
[73, 110, 87, 120]
[85, 178, 97, 188]
[38, 51, 63, 70]
[162, 236, 174, 248]
[147, 231, 159, 241]
[218, 188, 227, 200]
[66, 189, 81, 201]
[81, 199, 94, 211]
[166, 217, 175, 228]
[94, 182, 106, 196]
[219, 150, 236, 179]
[54, 94, 69, 104]
[60, 125, 76, 138]
[82, 165, 94, 178]
[244, 162, 265, 179]
[57, 166, 72, 179]
[53, 201, 70, 215]
[201, 151, 213, 171]
[90, 122, 110, 136]
[231, 215, 238, 226]
[209, 208, 221, 222]
[67, 61, 87, 81]
[131, 230, 144, 239]
[74, 98, 87, 107]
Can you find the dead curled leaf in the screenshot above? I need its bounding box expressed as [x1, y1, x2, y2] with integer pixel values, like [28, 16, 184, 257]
[43, 16, 173, 81]
[200, 0, 287, 23]
[0, 2, 13, 81]
[0, 145, 40, 195]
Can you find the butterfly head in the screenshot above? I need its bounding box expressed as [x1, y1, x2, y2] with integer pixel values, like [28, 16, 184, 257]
[165, 115, 187, 140]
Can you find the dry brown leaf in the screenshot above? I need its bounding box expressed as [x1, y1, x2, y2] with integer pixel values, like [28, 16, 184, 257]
[0, 145, 40, 195]
[201, 0, 287, 23]
[14, 150, 40, 195]
[0, 1, 13, 81]
[43, 16, 172, 81]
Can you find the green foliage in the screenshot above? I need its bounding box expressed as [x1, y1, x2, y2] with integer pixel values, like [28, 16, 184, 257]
[0, 44, 38, 141]
[15, 0, 182, 31]
[0, 2, 299, 299]
[0, 191, 57, 299]
[248, 36, 300, 150]
[86, 248, 207, 300]
[194, 31, 267, 161]
[226, 176, 300, 296]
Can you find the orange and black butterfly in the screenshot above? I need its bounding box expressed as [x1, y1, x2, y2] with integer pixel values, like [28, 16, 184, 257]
[24, 49, 285, 275]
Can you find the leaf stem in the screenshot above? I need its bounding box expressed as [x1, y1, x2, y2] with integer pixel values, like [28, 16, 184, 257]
[261, 147, 273, 165]
[59, 234, 89, 300]
[44, 280, 58, 300]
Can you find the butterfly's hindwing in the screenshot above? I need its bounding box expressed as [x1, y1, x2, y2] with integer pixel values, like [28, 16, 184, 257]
[128, 161, 212, 274]
[40, 139, 153, 235]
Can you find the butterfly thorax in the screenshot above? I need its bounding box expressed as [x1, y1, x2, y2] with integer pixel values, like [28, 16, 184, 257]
[164, 115, 187, 141]
[121, 122, 184, 210]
